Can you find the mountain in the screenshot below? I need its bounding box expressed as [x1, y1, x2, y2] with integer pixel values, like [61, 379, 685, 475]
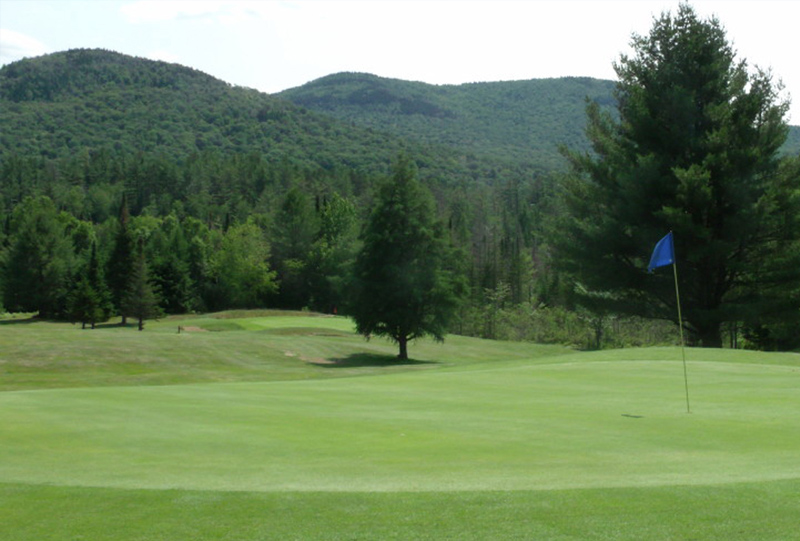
[2, 49, 796, 180]
[278, 72, 617, 172]
[0, 49, 474, 182]
[278, 72, 800, 165]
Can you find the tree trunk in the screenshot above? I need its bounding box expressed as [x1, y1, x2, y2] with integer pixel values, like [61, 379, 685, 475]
[398, 335, 408, 360]
[138, 317, 144, 331]
[698, 324, 722, 348]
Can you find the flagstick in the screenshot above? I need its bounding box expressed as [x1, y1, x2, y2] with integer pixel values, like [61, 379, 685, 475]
[672, 261, 691, 414]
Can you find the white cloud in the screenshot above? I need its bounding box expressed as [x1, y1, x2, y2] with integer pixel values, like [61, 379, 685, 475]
[121, 0, 224, 23]
[0, 28, 48, 64]
[119, 0, 272, 24]
[146, 49, 181, 63]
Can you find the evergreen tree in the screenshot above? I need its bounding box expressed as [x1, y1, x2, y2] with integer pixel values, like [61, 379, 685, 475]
[554, 4, 800, 347]
[271, 186, 318, 308]
[351, 156, 466, 359]
[106, 195, 135, 324]
[68, 277, 104, 329]
[2, 196, 74, 317]
[69, 240, 112, 328]
[306, 192, 359, 313]
[121, 238, 163, 331]
[148, 215, 194, 314]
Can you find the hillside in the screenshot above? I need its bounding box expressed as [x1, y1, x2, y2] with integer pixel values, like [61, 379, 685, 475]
[2, 50, 795, 180]
[0, 49, 478, 182]
[278, 73, 616, 171]
[278, 72, 800, 164]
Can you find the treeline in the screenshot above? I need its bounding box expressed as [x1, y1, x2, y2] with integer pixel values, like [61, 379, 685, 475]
[2, 149, 601, 341]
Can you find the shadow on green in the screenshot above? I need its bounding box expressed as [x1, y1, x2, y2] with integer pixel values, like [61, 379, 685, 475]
[0, 318, 40, 326]
[318, 353, 437, 368]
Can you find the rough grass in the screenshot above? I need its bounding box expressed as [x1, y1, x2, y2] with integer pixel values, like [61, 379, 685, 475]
[0, 314, 569, 390]
[1, 312, 799, 539]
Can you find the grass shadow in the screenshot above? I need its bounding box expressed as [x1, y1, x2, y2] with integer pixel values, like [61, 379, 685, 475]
[0, 316, 40, 325]
[90, 321, 139, 330]
[316, 353, 438, 369]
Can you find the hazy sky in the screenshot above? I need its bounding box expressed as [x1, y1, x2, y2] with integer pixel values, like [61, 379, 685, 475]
[1, 0, 798, 122]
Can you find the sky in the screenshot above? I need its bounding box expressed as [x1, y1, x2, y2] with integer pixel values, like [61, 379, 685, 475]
[1, 0, 798, 122]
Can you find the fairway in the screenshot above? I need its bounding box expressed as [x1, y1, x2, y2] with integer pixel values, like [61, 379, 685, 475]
[2, 314, 799, 539]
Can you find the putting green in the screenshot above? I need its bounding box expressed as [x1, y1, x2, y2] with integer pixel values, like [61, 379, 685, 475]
[2, 356, 798, 493]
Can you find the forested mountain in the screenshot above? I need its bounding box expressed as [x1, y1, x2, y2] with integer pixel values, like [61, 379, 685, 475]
[279, 72, 800, 163]
[3, 49, 795, 177]
[0, 49, 479, 183]
[278, 73, 617, 171]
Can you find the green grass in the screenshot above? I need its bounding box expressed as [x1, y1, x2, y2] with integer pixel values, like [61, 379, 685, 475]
[0, 313, 567, 390]
[1, 313, 799, 539]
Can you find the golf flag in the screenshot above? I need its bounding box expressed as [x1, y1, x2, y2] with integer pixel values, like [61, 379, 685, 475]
[648, 231, 675, 272]
[647, 230, 691, 413]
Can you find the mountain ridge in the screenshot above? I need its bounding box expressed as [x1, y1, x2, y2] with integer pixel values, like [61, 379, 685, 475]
[0, 49, 467, 182]
[277, 72, 619, 171]
[2, 49, 797, 175]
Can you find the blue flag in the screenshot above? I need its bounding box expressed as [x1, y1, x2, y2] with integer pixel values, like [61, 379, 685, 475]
[648, 232, 674, 272]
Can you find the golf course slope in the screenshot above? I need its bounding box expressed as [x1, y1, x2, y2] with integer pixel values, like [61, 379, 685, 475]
[1, 313, 798, 540]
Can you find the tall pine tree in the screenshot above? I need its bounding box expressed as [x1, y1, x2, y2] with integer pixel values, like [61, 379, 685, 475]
[121, 238, 163, 331]
[554, 4, 800, 347]
[106, 195, 135, 324]
[68, 240, 112, 328]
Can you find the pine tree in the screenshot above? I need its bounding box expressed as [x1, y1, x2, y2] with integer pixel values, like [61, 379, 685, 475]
[271, 186, 318, 309]
[351, 156, 466, 359]
[69, 241, 112, 328]
[107, 195, 135, 324]
[121, 238, 163, 331]
[554, 4, 800, 347]
[149, 215, 194, 314]
[68, 277, 104, 329]
[2, 196, 74, 317]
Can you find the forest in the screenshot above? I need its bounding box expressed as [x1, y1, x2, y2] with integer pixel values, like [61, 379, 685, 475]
[1, 45, 798, 350]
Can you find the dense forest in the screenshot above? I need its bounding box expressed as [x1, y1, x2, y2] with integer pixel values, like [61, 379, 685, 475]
[278, 72, 617, 171]
[278, 72, 800, 164]
[1, 48, 798, 349]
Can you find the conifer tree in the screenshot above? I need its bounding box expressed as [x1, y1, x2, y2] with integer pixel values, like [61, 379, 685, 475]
[271, 186, 318, 308]
[107, 195, 135, 324]
[68, 277, 104, 329]
[121, 238, 163, 331]
[554, 4, 800, 347]
[351, 156, 466, 359]
[2, 196, 73, 317]
[69, 241, 112, 328]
